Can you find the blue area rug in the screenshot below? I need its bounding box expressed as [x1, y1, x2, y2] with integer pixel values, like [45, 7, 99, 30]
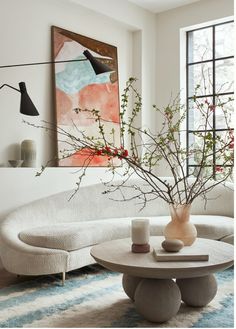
[0, 265, 233, 328]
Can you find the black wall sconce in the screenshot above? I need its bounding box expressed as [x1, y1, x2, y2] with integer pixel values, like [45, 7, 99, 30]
[0, 82, 39, 116]
[0, 50, 113, 116]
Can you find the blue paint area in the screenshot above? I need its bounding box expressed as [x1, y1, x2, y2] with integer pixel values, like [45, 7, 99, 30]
[192, 294, 234, 328]
[56, 57, 111, 94]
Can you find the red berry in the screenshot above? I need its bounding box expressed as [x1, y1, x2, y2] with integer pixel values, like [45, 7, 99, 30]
[123, 150, 128, 157]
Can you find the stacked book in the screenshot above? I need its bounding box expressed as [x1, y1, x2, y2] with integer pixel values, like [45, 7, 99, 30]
[153, 247, 209, 262]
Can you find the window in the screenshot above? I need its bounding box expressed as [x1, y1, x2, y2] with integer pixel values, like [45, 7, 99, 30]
[186, 20, 234, 178]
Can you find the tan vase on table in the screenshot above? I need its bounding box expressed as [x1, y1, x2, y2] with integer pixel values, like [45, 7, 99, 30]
[164, 203, 197, 246]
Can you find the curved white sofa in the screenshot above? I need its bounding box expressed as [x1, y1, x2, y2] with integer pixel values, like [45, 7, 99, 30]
[0, 178, 234, 279]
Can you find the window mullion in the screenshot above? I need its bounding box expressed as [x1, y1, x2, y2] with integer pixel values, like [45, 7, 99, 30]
[212, 25, 216, 178]
[186, 31, 190, 176]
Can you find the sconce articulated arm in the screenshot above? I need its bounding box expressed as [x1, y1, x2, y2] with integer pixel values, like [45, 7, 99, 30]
[0, 50, 112, 116]
[0, 83, 20, 93]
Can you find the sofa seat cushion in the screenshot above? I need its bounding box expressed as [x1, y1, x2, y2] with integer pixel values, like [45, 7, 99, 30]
[19, 215, 233, 251]
[190, 216, 233, 240]
[19, 219, 132, 251]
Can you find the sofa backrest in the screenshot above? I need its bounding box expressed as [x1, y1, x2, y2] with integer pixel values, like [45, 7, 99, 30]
[1, 177, 234, 234]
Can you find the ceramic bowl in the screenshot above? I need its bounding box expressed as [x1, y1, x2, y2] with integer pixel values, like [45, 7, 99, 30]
[8, 160, 24, 167]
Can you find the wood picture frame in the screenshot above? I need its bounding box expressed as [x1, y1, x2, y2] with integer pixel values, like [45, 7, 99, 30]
[51, 26, 120, 167]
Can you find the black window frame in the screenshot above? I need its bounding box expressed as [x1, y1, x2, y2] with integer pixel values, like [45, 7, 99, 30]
[186, 20, 234, 178]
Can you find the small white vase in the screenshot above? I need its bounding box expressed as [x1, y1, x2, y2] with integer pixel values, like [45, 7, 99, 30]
[21, 140, 36, 167]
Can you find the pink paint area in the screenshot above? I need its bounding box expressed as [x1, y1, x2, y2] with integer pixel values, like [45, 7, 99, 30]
[56, 88, 73, 123]
[57, 81, 120, 126]
[59, 148, 110, 167]
[56, 88, 96, 126]
[78, 82, 120, 124]
[59, 148, 121, 167]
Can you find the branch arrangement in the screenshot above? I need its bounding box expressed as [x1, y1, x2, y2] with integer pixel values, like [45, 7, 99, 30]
[25, 78, 234, 208]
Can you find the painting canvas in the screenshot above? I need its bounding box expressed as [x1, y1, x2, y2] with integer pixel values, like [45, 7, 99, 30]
[52, 26, 120, 166]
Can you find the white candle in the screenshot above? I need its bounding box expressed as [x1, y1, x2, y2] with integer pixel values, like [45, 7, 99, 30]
[131, 219, 150, 245]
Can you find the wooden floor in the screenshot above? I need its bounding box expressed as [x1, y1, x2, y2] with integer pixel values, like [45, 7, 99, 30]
[0, 268, 39, 288]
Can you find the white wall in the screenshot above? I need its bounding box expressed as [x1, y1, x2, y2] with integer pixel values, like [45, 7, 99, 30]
[0, 0, 157, 269]
[0, 0, 158, 268]
[0, 0, 157, 168]
[155, 0, 234, 175]
[1, 0, 233, 269]
[0, 0, 157, 215]
[0, 0, 134, 166]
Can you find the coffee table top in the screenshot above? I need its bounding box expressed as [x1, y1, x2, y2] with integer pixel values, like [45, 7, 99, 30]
[90, 237, 234, 279]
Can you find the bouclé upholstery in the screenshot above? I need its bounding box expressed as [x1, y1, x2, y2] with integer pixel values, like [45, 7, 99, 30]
[0, 178, 234, 276]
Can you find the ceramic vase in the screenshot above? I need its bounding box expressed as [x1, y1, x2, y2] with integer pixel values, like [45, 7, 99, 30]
[21, 140, 36, 167]
[164, 203, 197, 246]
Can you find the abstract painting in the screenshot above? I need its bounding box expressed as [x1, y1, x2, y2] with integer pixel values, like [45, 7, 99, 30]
[51, 26, 120, 166]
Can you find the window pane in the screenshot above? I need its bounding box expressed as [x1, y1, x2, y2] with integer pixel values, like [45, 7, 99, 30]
[188, 62, 213, 96]
[215, 22, 234, 58]
[215, 166, 233, 180]
[188, 97, 213, 130]
[188, 27, 212, 63]
[215, 95, 234, 129]
[215, 58, 234, 93]
[189, 166, 213, 178]
[189, 166, 197, 176]
[188, 132, 213, 165]
[215, 130, 234, 165]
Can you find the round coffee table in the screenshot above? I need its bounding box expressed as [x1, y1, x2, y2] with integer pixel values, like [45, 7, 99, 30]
[90, 236, 234, 323]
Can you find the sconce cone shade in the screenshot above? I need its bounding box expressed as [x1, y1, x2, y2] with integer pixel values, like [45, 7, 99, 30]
[19, 82, 39, 116]
[83, 50, 113, 75]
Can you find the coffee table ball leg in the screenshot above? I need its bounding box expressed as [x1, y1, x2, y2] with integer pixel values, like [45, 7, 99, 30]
[134, 278, 181, 323]
[176, 274, 217, 307]
[122, 274, 143, 301]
